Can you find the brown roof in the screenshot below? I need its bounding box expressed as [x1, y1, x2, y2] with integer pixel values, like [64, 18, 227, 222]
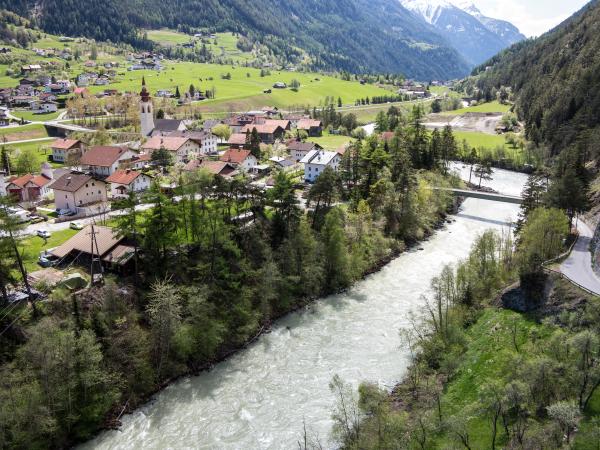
[143, 136, 189, 152]
[219, 149, 253, 164]
[240, 124, 284, 134]
[297, 119, 322, 129]
[51, 138, 80, 150]
[286, 140, 321, 152]
[80, 146, 129, 167]
[50, 173, 102, 193]
[381, 131, 395, 142]
[200, 160, 237, 177]
[259, 119, 290, 129]
[228, 133, 247, 146]
[102, 244, 135, 265]
[51, 225, 122, 259]
[106, 169, 145, 185]
[8, 173, 52, 188]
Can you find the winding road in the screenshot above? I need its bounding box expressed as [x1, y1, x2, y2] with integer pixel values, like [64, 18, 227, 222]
[560, 220, 600, 295]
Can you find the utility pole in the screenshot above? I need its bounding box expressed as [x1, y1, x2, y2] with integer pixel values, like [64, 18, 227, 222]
[88, 223, 104, 286]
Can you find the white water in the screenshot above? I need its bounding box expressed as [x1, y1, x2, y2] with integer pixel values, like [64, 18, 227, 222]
[82, 166, 528, 450]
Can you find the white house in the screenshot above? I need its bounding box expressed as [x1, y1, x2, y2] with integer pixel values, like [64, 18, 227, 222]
[142, 136, 201, 164]
[106, 169, 153, 198]
[79, 145, 137, 177]
[169, 130, 218, 155]
[31, 100, 58, 114]
[219, 149, 258, 172]
[50, 138, 84, 163]
[51, 172, 108, 214]
[300, 150, 341, 183]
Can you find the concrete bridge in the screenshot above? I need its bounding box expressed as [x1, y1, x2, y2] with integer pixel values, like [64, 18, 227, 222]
[433, 187, 523, 204]
[43, 121, 95, 137]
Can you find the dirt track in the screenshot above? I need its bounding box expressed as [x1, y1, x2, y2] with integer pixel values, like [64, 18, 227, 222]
[424, 112, 502, 134]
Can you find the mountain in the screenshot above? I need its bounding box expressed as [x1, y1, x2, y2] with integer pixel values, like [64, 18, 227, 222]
[400, 0, 524, 66]
[469, 0, 600, 157]
[458, 2, 526, 45]
[0, 0, 470, 80]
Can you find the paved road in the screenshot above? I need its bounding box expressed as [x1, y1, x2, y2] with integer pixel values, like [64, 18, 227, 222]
[560, 220, 600, 295]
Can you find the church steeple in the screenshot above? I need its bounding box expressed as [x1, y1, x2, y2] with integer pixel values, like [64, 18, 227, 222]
[139, 78, 154, 137]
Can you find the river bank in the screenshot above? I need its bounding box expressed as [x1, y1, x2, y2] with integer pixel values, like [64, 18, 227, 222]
[79, 167, 527, 450]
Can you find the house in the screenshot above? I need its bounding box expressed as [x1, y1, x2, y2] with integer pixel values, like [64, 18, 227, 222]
[121, 153, 152, 170]
[30, 100, 58, 114]
[283, 114, 309, 128]
[296, 119, 323, 137]
[94, 77, 109, 86]
[269, 156, 295, 169]
[286, 139, 322, 161]
[142, 136, 201, 164]
[51, 138, 84, 163]
[300, 150, 341, 183]
[240, 124, 285, 144]
[51, 172, 108, 214]
[106, 169, 152, 198]
[79, 145, 137, 177]
[150, 119, 187, 136]
[228, 133, 248, 149]
[77, 74, 91, 87]
[73, 87, 89, 97]
[21, 64, 41, 74]
[219, 149, 258, 172]
[168, 130, 218, 155]
[256, 118, 291, 131]
[6, 164, 53, 203]
[194, 160, 237, 177]
[222, 114, 254, 133]
[48, 225, 134, 271]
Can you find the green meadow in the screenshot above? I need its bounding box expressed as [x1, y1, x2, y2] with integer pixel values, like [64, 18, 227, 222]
[451, 100, 511, 115]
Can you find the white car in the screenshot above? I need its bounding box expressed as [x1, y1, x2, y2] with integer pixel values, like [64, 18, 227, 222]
[70, 221, 84, 230]
[36, 229, 51, 239]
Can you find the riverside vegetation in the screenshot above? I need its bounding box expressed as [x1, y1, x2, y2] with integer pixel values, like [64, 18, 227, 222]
[0, 109, 462, 449]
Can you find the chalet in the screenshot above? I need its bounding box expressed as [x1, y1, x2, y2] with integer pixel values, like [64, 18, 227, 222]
[106, 169, 152, 198]
[121, 153, 152, 170]
[6, 164, 53, 203]
[219, 149, 258, 172]
[48, 225, 134, 271]
[142, 136, 201, 164]
[283, 114, 309, 128]
[286, 140, 322, 161]
[79, 146, 137, 177]
[30, 100, 58, 114]
[256, 118, 291, 131]
[240, 123, 285, 144]
[228, 133, 248, 149]
[168, 130, 218, 155]
[51, 138, 84, 163]
[150, 119, 187, 136]
[195, 160, 237, 177]
[296, 119, 323, 137]
[222, 115, 254, 133]
[51, 172, 108, 214]
[300, 150, 341, 183]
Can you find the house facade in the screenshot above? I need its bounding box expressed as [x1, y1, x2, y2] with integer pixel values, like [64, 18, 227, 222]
[51, 172, 108, 213]
[79, 146, 136, 177]
[286, 140, 322, 161]
[219, 149, 258, 172]
[300, 150, 341, 183]
[106, 169, 152, 198]
[51, 138, 84, 163]
[142, 136, 201, 164]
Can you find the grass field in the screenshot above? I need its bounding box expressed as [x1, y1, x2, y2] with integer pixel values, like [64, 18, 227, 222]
[308, 133, 354, 150]
[0, 123, 49, 141]
[145, 29, 192, 46]
[10, 109, 64, 122]
[21, 228, 79, 272]
[453, 130, 507, 148]
[451, 100, 512, 115]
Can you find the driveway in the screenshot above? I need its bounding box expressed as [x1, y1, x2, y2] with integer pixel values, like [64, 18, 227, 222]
[560, 220, 600, 295]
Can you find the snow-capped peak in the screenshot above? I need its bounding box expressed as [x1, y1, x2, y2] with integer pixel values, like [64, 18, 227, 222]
[400, 0, 455, 25]
[454, 1, 482, 17]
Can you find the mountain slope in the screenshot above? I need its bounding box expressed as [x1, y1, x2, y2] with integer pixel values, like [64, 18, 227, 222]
[469, 0, 600, 157]
[0, 0, 470, 79]
[400, 0, 524, 66]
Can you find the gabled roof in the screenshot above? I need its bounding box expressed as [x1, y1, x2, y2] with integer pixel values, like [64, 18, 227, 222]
[228, 133, 247, 146]
[51, 138, 80, 150]
[51, 225, 121, 259]
[199, 160, 237, 177]
[154, 119, 185, 132]
[240, 123, 284, 134]
[106, 169, 147, 185]
[79, 146, 130, 167]
[300, 150, 339, 165]
[286, 140, 322, 152]
[50, 172, 103, 192]
[143, 136, 190, 152]
[297, 119, 323, 129]
[259, 119, 290, 129]
[8, 173, 52, 189]
[220, 149, 253, 164]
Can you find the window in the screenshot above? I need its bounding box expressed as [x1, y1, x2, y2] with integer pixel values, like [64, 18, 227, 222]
[98, 190, 101, 194]
[85, 184, 88, 188]
[92, 182, 95, 186]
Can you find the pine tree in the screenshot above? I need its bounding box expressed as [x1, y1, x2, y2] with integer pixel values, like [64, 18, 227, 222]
[249, 127, 261, 159]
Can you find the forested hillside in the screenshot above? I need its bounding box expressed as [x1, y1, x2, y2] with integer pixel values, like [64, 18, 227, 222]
[466, 0, 600, 158]
[0, 0, 470, 78]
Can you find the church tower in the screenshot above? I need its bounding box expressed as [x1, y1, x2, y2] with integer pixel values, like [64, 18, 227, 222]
[139, 77, 154, 137]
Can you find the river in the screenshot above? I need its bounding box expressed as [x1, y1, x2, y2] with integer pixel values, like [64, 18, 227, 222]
[81, 165, 528, 450]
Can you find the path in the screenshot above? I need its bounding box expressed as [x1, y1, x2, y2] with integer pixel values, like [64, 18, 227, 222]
[560, 220, 600, 295]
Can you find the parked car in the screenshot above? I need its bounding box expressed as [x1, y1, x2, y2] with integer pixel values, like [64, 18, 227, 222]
[70, 221, 84, 230]
[56, 208, 76, 216]
[36, 229, 51, 239]
[38, 250, 59, 268]
[29, 215, 45, 224]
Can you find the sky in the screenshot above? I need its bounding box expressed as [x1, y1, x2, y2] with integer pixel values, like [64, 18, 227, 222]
[451, 0, 591, 37]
